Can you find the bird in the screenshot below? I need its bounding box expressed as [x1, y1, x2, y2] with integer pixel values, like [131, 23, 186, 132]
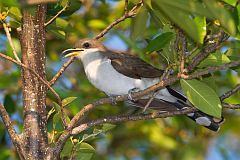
[62, 38, 223, 132]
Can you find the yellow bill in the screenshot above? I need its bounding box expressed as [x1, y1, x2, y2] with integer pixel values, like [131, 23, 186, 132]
[62, 48, 84, 58]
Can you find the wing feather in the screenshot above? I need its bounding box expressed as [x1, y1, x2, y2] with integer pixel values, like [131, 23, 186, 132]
[102, 50, 164, 79]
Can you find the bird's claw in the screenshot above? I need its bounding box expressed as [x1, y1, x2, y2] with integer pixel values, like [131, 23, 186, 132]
[109, 96, 117, 105]
[127, 88, 141, 101]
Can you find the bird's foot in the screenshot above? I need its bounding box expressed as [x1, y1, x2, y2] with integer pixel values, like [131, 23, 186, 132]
[128, 88, 141, 101]
[109, 96, 117, 105]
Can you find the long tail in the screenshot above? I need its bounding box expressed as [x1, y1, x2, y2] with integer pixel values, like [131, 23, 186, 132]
[130, 87, 224, 132]
[166, 87, 224, 131]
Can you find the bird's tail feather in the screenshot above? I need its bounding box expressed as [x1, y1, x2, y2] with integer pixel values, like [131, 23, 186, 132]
[129, 87, 224, 132]
[166, 86, 224, 131]
[171, 99, 224, 132]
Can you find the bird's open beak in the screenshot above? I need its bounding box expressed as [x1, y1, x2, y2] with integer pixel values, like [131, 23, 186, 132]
[62, 48, 84, 58]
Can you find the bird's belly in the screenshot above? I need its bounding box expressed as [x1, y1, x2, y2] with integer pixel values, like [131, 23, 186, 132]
[85, 60, 137, 95]
[84, 59, 177, 102]
[84, 59, 156, 95]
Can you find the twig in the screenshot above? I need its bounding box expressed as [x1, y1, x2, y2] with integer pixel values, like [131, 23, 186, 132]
[3, 23, 21, 62]
[44, 3, 68, 26]
[0, 53, 59, 102]
[220, 84, 240, 101]
[176, 30, 187, 74]
[143, 66, 172, 112]
[124, 0, 129, 12]
[0, 52, 67, 128]
[183, 60, 240, 80]
[180, 31, 187, 73]
[222, 103, 240, 109]
[94, 0, 143, 39]
[71, 107, 196, 135]
[49, 57, 75, 86]
[186, 30, 229, 72]
[0, 103, 25, 158]
[187, 46, 198, 58]
[143, 92, 156, 112]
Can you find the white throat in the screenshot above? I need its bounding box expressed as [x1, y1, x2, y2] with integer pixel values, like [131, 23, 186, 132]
[76, 48, 103, 67]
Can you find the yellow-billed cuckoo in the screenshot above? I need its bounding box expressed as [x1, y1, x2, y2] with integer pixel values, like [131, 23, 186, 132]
[62, 38, 223, 131]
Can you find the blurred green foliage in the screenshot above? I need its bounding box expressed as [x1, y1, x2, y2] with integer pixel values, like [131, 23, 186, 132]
[0, 0, 240, 159]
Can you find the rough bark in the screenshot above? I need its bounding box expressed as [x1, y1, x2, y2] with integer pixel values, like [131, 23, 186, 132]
[20, 5, 48, 159]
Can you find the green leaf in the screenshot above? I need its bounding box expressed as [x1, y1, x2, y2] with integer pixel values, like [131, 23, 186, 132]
[236, 5, 240, 34]
[194, 16, 206, 44]
[62, 97, 77, 107]
[0, 0, 19, 7]
[200, 77, 218, 93]
[203, 0, 236, 36]
[77, 142, 95, 152]
[102, 123, 116, 132]
[180, 79, 222, 118]
[131, 6, 148, 39]
[6, 38, 21, 57]
[74, 142, 95, 160]
[223, 0, 238, 6]
[152, 1, 201, 42]
[145, 32, 174, 53]
[8, 7, 22, 21]
[145, 0, 152, 9]
[3, 95, 16, 114]
[49, 29, 66, 39]
[0, 72, 19, 89]
[152, 0, 214, 19]
[75, 152, 94, 160]
[53, 112, 60, 129]
[88, 19, 107, 29]
[56, 18, 69, 29]
[64, 114, 71, 124]
[198, 52, 231, 68]
[61, 140, 73, 158]
[9, 20, 21, 28]
[53, 102, 61, 112]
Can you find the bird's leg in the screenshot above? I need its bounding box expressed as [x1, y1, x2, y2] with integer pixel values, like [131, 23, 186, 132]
[109, 96, 117, 105]
[127, 88, 141, 101]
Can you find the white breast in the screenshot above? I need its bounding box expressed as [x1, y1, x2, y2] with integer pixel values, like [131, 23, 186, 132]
[78, 51, 177, 102]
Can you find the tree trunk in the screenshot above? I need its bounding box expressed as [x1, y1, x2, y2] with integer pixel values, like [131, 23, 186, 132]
[20, 4, 48, 159]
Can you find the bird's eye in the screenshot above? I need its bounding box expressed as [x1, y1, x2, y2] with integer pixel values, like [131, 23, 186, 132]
[82, 42, 91, 48]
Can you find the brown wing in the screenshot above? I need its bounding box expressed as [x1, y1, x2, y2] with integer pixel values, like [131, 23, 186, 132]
[102, 50, 164, 79]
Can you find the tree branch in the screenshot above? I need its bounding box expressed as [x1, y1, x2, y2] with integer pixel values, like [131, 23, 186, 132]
[124, 0, 129, 13]
[176, 30, 187, 75]
[181, 60, 240, 79]
[2, 23, 21, 62]
[71, 108, 196, 135]
[49, 57, 75, 86]
[222, 103, 240, 109]
[220, 84, 240, 101]
[0, 53, 67, 128]
[0, 103, 25, 159]
[0, 52, 67, 128]
[186, 30, 229, 72]
[0, 52, 61, 104]
[44, 3, 68, 27]
[94, 0, 143, 39]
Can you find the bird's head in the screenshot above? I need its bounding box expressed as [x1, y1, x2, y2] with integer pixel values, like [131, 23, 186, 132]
[62, 38, 106, 59]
